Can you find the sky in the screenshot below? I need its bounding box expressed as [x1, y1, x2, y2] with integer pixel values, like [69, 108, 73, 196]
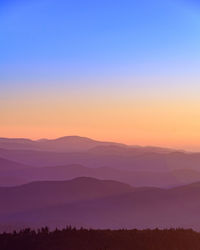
[1, 0, 200, 151]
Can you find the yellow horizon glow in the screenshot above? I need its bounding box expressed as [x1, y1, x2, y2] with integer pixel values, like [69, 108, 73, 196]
[1, 77, 200, 151]
[1, 99, 200, 151]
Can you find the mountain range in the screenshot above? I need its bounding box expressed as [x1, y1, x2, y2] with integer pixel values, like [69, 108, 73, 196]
[1, 136, 200, 231]
[1, 136, 200, 187]
[0, 136, 126, 152]
[1, 177, 200, 231]
[0, 138, 198, 172]
[1, 160, 200, 187]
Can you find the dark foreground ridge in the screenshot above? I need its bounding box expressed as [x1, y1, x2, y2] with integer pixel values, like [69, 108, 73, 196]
[1, 227, 200, 250]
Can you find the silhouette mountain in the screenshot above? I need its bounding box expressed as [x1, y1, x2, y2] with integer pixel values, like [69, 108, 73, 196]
[0, 157, 34, 186]
[0, 146, 198, 172]
[0, 157, 29, 171]
[2, 178, 200, 231]
[1, 137, 200, 188]
[0, 136, 178, 154]
[0, 136, 126, 152]
[1, 163, 200, 187]
[0, 177, 133, 215]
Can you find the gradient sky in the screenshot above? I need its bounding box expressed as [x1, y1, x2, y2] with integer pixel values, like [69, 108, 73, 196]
[1, 0, 200, 150]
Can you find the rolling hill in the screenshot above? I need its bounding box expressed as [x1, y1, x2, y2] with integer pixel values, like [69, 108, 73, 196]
[0, 136, 126, 152]
[1, 163, 200, 188]
[1, 178, 200, 231]
[0, 177, 134, 215]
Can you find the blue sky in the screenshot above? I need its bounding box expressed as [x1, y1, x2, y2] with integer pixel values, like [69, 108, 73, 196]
[1, 0, 200, 86]
[1, 0, 200, 149]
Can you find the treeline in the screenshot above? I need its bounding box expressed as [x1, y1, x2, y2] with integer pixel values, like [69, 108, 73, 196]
[1, 226, 200, 250]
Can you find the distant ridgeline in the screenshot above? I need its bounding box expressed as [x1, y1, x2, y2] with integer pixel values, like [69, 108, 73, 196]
[0, 227, 200, 250]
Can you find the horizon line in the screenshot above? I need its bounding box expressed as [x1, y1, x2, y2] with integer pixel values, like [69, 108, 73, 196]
[0, 134, 192, 153]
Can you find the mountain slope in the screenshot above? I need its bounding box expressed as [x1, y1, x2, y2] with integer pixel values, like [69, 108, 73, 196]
[2, 164, 200, 187]
[2, 179, 200, 230]
[0, 157, 30, 171]
[0, 177, 134, 215]
[0, 146, 199, 172]
[2, 181, 200, 230]
[0, 136, 126, 152]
